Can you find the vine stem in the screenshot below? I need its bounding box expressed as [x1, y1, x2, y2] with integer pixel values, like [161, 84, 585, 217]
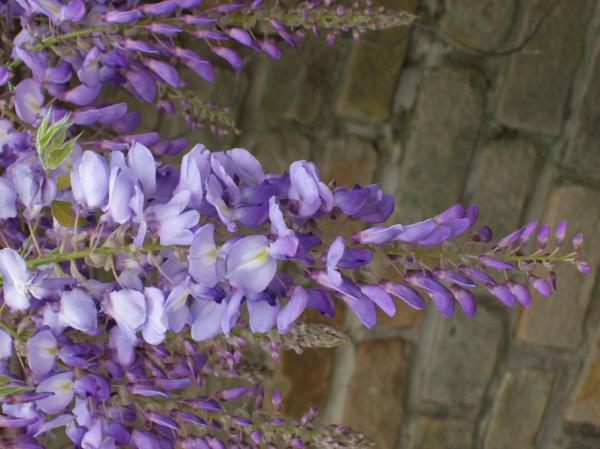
[26, 242, 183, 268]
[386, 249, 578, 263]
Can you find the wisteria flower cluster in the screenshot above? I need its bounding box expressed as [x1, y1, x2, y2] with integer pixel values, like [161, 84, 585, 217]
[0, 136, 589, 448]
[0, 1, 592, 449]
[0, 0, 413, 145]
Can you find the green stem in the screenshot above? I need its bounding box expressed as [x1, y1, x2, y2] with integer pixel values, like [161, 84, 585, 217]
[26, 243, 182, 268]
[387, 249, 578, 263]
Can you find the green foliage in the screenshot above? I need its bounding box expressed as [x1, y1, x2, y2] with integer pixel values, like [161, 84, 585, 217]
[0, 374, 33, 397]
[36, 109, 80, 170]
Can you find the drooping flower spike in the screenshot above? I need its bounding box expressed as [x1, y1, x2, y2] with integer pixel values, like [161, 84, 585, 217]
[0, 136, 589, 448]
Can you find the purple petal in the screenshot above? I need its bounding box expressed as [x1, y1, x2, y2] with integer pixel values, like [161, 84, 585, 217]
[14, 79, 44, 124]
[142, 58, 180, 87]
[36, 372, 75, 414]
[58, 83, 101, 106]
[189, 224, 219, 287]
[394, 219, 436, 243]
[27, 328, 57, 375]
[226, 235, 277, 294]
[104, 289, 147, 337]
[0, 329, 13, 361]
[360, 284, 396, 317]
[488, 283, 516, 307]
[509, 282, 533, 308]
[211, 46, 243, 70]
[277, 286, 308, 332]
[450, 286, 476, 317]
[126, 70, 156, 102]
[128, 141, 156, 195]
[353, 224, 405, 244]
[59, 289, 97, 334]
[247, 299, 279, 333]
[380, 280, 426, 310]
[190, 300, 227, 341]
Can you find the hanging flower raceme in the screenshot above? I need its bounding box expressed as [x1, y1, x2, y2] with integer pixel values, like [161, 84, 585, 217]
[0, 137, 590, 448]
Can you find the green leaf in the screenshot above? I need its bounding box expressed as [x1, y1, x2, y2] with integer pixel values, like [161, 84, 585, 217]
[0, 384, 33, 397]
[0, 374, 32, 397]
[51, 200, 76, 227]
[51, 200, 87, 227]
[36, 109, 78, 171]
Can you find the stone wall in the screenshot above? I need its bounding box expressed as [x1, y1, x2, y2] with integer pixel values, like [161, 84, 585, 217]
[160, 0, 600, 447]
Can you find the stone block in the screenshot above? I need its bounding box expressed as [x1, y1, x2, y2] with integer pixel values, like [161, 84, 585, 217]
[566, 333, 600, 427]
[516, 185, 600, 348]
[343, 338, 409, 449]
[496, 0, 593, 134]
[469, 139, 538, 237]
[415, 306, 503, 410]
[484, 370, 554, 449]
[237, 129, 312, 174]
[243, 38, 342, 128]
[395, 65, 486, 222]
[440, 0, 516, 50]
[317, 136, 378, 186]
[565, 34, 600, 178]
[336, 0, 418, 123]
[401, 417, 474, 449]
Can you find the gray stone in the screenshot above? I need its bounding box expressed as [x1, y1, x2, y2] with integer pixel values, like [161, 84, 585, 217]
[440, 0, 516, 50]
[469, 139, 538, 236]
[395, 65, 486, 222]
[496, 0, 593, 134]
[565, 34, 600, 178]
[237, 130, 312, 174]
[416, 306, 503, 410]
[516, 185, 600, 348]
[243, 39, 342, 128]
[401, 417, 474, 449]
[336, 0, 418, 123]
[484, 370, 554, 449]
[343, 338, 409, 449]
[566, 332, 600, 427]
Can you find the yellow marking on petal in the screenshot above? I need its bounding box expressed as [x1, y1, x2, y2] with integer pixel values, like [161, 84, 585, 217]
[58, 381, 73, 393]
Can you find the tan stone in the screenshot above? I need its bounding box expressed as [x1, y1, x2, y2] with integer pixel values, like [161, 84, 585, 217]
[317, 136, 378, 186]
[280, 347, 334, 419]
[484, 370, 553, 449]
[336, 0, 418, 122]
[343, 338, 409, 449]
[401, 417, 474, 449]
[566, 335, 600, 427]
[516, 185, 600, 348]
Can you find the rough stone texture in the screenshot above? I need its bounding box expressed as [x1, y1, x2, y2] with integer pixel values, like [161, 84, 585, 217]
[517, 185, 600, 348]
[395, 65, 486, 222]
[496, 0, 593, 134]
[336, 0, 418, 123]
[416, 306, 503, 410]
[316, 136, 378, 186]
[401, 417, 475, 449]
[237, 129, 312, 174]
[484, 370, 554, 449]
[242, 40, 342, 129]
[280, 347, 334, 419]
[566, 334, 600, 427]
[440, 0, 516, 50]
[469, 139, 538, 236]
[343, 338, 409, 449]
[565, 34, 600, 177]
